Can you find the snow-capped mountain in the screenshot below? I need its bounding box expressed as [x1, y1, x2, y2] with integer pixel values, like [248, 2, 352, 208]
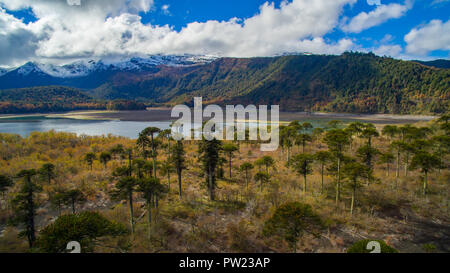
[0, 54, 218, 90]
[14, 54, 217, 79]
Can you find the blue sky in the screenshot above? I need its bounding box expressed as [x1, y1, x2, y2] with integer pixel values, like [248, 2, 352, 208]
[0, 0, 449, 67]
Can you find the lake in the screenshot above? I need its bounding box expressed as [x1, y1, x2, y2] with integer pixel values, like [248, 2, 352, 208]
[0, 110, 436, 139]
[0, 118, 173, 138]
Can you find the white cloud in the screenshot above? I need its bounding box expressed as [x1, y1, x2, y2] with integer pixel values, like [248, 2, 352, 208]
[405, 19, 450, 55]
[67, 0, 81, 6]
[0, 0, 360, 67]
[342, 2, 410, 33]
[161, 4, 170, 15]
[0, 8, 38, 66]
[431, 0, 450, 6]
[373, 44, 402, 57]
[367, 0, 381, 6]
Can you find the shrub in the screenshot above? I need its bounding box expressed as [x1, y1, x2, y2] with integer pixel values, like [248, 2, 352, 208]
[347, 239, 398, 253]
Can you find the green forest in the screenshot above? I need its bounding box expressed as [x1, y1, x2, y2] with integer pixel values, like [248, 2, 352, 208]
[93, 52, 450, 114]
[0, 115, 448, 253]
[0, 53, 448, 115]
[0, 86, 146, 113]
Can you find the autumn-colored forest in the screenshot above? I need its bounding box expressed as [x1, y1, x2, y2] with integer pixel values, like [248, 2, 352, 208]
[0, 115, 448, 253]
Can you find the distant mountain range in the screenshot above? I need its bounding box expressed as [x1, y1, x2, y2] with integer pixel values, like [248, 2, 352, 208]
[413, 59, 450, 69]
[0, 55, 217, 90]
[0, 53, 448, 114]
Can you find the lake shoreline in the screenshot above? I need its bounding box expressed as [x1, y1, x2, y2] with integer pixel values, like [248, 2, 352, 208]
[0, 109, 437, 124]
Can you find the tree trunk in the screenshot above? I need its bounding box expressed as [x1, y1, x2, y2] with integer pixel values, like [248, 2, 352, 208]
[177, 168, 182, 199]
[229, 154, 232, 179]
[152, 157, 157, 178]
[129, 192, 134, 234]
[423, 171, 428, 195]
[209, 165, 215, 201]
[303, 174, 307, 194]
[404, 153, 409, 177]
[167, 172, 171, 190]
[26, 177, 35, 248]
[168, 140, 171, 161]
[151, 134, 157, 178]
[147, 200, 152, 239]
[321, 164, 324, 194]
[72, 198, 75, 214]
[396, 150, 400, 178]
[128, 150, 132, 176]
[336, 157, 341, 204]
[350, 184, 356, 215]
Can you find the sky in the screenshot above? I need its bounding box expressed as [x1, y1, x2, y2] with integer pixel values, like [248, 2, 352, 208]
[0, 0, 449, 68]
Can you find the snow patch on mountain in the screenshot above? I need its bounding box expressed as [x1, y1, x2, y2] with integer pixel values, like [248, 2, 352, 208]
[9, 55, 219, 78]
[17, 62, 46, 76]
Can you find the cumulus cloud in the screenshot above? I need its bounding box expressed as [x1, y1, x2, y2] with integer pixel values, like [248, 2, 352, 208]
[342, 2, 411, 33]
[0, 0, 360, 67]
[372, 44, 402, 57]
[0, 8, 38, 66]
[405, 19, 450, 55]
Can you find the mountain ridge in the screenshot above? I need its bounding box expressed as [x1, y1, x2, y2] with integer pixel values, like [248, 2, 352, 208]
[0, 53, 448, 115]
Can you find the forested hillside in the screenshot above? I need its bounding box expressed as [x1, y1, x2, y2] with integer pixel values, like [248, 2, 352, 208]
[0, 86, 146, 114]
[0, 53, 448, 115]
[92, 53, 449, 114]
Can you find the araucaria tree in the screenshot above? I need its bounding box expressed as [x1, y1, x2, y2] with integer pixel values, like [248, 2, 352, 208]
[409, 151, 440, 195]
[261, 156, 275, 175]
[110, 176, 138, 233]
[263, 202, 322, 253]
[141, 127, 161, 178]
[199, 138, 222, 201]
[138, 177, 167, 239]
[222, 143, 238, 179]
[356, 145, 379, 184]
[38, 163, 56, 185]
[379, 152, 395, 177]
[314, 151, 331, 194]
[62, 189, 86, 214]
[84, 152, 96, 171]
[289, 154, 314, 194]
[171, 140, 186, 199]
[254, 172, 270, 192]
[99, 152, 112, 169]
[12, 169, 41, 248]
[160, 159, 175, 189]
[342, 161, 370, 215]
[324, 129, 350, 204]
[239, 162, 254, 190]
[295, 134, 312, 153]
[280, 126, 296, 162]
[0, 174, 13, 210]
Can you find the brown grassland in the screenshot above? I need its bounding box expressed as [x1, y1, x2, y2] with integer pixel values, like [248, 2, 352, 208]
[0, 117, 448, 253]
